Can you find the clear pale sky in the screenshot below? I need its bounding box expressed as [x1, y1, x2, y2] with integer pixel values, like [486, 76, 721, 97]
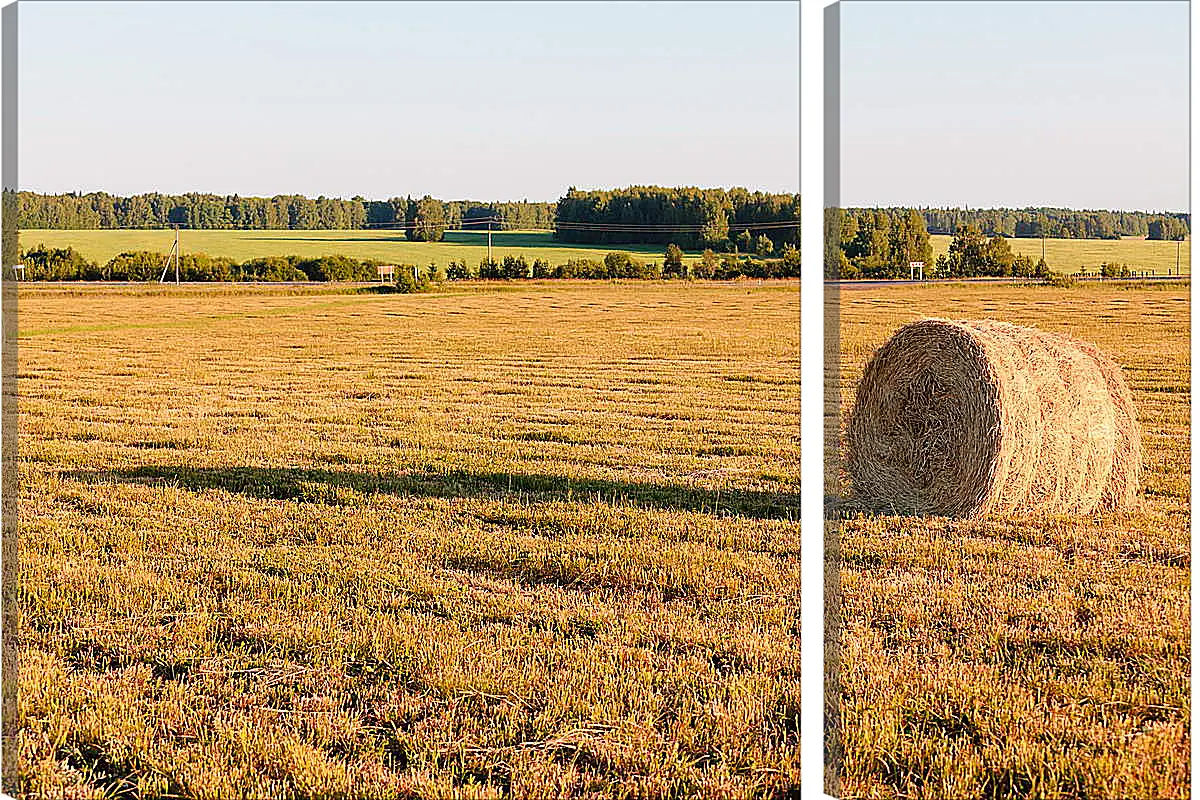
[839, 1, 1189, 212]
[19, 1, 800, 201]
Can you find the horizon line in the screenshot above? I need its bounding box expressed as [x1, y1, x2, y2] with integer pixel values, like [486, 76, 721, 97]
[839, 203, 1189, 215]
[18, 188, 1186, 216]
[16, 184, 803, 204]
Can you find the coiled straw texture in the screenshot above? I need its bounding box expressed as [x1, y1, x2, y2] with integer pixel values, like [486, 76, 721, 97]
[847, 319, 1141, 518]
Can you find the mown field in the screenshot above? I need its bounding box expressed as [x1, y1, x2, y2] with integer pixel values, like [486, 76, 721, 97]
[17, 230, 698, 269]
[17, 281, 801, 799]
[827, 283, 1190, 798]
[929, 234, 1191, 276]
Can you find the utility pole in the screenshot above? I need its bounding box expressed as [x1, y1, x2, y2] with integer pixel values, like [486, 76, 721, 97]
[159, 224, 181, 284]
[487, 217, 493, 265]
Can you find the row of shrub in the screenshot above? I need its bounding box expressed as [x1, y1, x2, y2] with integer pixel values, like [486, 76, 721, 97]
[18, 246, 384, 283]
[19, 244, 802, 284]
[448, 246, 800, 281]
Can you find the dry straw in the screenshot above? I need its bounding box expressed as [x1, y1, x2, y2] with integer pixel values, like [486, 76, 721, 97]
[847, 319, 1141, 518]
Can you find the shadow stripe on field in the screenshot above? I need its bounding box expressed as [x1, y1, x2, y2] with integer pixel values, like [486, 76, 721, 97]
[67, 464, 800, 521]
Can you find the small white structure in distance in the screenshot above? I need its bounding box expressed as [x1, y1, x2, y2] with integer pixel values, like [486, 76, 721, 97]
[377, 264, 397, 282]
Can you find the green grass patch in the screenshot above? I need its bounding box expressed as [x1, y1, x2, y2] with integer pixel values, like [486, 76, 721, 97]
[19, 228, 701, 271]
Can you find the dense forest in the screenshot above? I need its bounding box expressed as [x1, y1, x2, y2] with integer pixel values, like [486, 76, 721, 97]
[19, 192, 371, 230]
[553, 186, 801, 250]
[17, 191, 556, 234]
[1147, 216, 1190, 241]
[454, 202, 556, 230]
[917, 206, 1189, 240]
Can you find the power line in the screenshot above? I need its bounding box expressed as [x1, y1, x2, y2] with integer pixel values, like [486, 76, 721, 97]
[442, 214, 801, 229]
[24, 221, 800, 235]
[367, 217, 800, 233]
[25, 216, 800, 235]
[551, 221, 801, 231]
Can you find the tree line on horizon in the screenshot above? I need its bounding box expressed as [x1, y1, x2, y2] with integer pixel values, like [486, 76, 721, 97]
[15, 191, 557, 236]
[553, 186, 802, 251]
[21, 191, 1187, 268]
[20, 192, 1186, 238]
[914, 206, 1189, 240]
[16, 187, 804, 254]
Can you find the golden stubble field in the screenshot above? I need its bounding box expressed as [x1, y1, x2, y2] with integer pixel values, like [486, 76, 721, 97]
[828, 283, 1190, 799]
[16, 281, 800, 799]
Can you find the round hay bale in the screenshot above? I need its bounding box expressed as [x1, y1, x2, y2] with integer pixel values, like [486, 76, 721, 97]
[846, 319, 1141, 518]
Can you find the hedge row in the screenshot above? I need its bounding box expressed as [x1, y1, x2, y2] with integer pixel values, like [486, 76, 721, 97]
[18, 247, 382, 282]
[17, 245, 801, 284]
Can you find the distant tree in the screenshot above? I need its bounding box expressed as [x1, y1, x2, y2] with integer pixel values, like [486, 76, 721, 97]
[179, 253, 236, 281]
[239, 256, 309, 281]
[981, 236, 1015, 276]
[20, 244, 98, 280]
[501, 254, 529, 279]
[405, 195, 447, 242]
[664, 243, 684, 277]
[938, 225, 986, 277]
[781, 243, 801, 276]
[461, 205, 501, 230]
[364, 200, 396, 226]
[936, 225, 1016, 277]
[294, 254, 377, 281]
[1148, 216, 1188, 241]
[755, 234, 774, 257]
[699, 199, 731, 247]
[288, 197, 319, 229]
[105, 251, 164, 281]
[478, 258, 500, 279]
[695, 248, 720, 279]
[823, 208, 845, 278]
[555, 258, 605, 279]
[603, 251, 646, 278]
[834, 250, 858, 279]
[1011, 254, 1050, 279]
[721, 254, 744, 279]
[395, 265, 431, 293]
[833, 207, 932, 278]
[736, 229, 753, 253]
